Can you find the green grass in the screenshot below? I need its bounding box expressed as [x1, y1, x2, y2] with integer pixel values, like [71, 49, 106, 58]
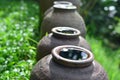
[0, 0, 120, 80]
[0, 0, 39, 79]
[86, 36, 120, 80]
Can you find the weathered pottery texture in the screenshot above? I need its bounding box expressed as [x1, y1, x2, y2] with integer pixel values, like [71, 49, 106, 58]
[30, 45, 108, 80]
[41, 4, 86, 38]
[39, 0, 81, 13]
[37, 27, 91, 61]
[44, 1, 73, 16]
[54, 0, 81, 11]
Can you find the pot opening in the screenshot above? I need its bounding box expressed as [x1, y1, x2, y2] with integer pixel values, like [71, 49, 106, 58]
[54, 1, 72, 5]
[59, 2, 70, 5]
[59, 48, 89, 60]
[53, 4, 76, 10]
[56, 28, 76, 34]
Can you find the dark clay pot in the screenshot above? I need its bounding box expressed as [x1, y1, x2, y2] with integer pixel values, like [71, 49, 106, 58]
[39, 0, 81, 14]
[54, 0, 81, 11]
[30, 45, 108, 80]
[37, 27, 90, 61]
[44, 1, 73, 16]
[40, 4, 86, 38]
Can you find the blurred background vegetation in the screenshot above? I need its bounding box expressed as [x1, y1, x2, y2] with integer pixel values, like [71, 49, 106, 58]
[0, 0, 120, 80]
[80, 0, 120, 48]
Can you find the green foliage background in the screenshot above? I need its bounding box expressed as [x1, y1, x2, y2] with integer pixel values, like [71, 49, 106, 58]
[80, 0, 120, 44]
[0, 0, 120, 80]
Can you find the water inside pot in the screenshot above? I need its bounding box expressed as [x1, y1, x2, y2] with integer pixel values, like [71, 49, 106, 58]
[56, 29, 76, 34]
[59, 48, 88, 60]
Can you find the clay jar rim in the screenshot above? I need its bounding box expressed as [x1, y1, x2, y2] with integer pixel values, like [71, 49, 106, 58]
[52, 27, 80, 38]
[52, 45, 94, 68]
[54, 1, 73, 6]
[53, 4, 76, 10]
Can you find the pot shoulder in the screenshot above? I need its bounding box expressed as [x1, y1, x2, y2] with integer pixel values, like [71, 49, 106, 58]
[41, 12, 86, 37]
[31, 55, 108, 80]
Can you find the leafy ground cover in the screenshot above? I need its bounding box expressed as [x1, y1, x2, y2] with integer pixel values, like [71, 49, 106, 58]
[0, 0, 39, 79]
[0, 0, 119, 80]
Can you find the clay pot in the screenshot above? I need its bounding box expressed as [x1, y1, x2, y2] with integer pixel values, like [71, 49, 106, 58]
[40, 4, 86, 38]
[44, 1, 73, 16]
[54, 0, 81, 11]
[30, 45, 108, 80]
[37, 27, 90, 61]
[54, 1, 72, 5]
[39, 0, 81, 14]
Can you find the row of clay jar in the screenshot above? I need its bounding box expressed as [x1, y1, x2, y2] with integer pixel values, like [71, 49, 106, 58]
[40, 0, 86, 38]
[30, 27, 108, 80]
[30, 0, 109, 80]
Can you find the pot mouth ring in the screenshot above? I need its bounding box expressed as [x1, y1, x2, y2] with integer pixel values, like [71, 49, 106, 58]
[54, 1, 73, 6]
[59, 48, 89, 60]
[52, 27, 80, 37]
[53, 4, 76, 10]
[52, 45, 94, 67]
